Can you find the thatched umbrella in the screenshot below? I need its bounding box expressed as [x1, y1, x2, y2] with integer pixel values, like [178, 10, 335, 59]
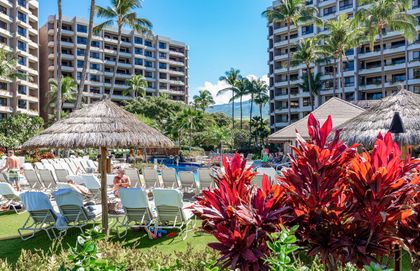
[22, 99, 175, 233]
[336, 89, 420, 148]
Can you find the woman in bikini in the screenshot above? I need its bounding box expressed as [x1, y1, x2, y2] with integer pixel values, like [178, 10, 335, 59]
[113, 168, 131, 197]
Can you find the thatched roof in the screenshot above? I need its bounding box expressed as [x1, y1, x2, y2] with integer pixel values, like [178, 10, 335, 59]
[268, 97, 365, 143]
[22, 99, 175, 149]
[336, 89, 420, 147]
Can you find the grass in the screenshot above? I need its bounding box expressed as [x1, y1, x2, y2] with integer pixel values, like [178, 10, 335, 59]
[0, 211, 215, 265]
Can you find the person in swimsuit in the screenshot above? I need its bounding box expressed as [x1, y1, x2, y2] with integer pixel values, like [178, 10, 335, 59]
[113, 168, 131, 197]
[0, 150, 21, 191]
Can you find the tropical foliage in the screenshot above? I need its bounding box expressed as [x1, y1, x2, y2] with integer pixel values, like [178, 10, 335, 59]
[124, 74, 148, 98]
[0, 114, 43, 149]
[192, 89, 215, 111]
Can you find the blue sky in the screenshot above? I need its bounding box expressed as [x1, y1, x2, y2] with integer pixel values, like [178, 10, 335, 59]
[39, 0, 272, 104]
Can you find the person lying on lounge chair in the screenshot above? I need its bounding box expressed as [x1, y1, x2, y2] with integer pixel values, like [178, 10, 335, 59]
[113, 168, 131, 197]
[66, 180, 92, 196]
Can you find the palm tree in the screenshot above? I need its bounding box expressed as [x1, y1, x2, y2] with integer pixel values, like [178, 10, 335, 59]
[263, 0, 318, 124]
[56, 0, 63, 120]
[192, 90, 215, 111]
[47, 77, 77, 110]
[173, 107, 204, 151]
[249, 79, 268, 144]
[291, 37, 322, 110]
[229, 78, 251, 129]
[254, 87, 269, 132]
[124, 74, 147, 98]
[355, 0, 416, 97]
[0, 48, 24, 113]
[95, 0, 152, 97]
[320, 14, 364, 100]
[217, 68, 241, 129]
[298, 72, 322, 108]
[75, 0, 96, 109]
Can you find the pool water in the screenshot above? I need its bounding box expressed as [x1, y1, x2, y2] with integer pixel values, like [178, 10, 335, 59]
[163, 162, 201, 184]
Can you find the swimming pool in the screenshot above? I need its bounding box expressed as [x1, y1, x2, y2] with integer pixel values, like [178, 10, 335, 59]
[163, 162, 202, 183]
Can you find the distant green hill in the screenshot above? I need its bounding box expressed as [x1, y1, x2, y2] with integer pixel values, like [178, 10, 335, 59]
[206, 100, 269, 119]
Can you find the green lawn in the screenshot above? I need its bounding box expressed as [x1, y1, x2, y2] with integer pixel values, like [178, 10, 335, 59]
[0, 211, 215, 265]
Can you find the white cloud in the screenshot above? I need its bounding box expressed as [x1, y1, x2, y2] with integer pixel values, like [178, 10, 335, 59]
[197, 74, 269, 105]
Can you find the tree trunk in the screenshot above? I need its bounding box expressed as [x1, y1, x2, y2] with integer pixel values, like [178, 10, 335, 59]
[340, 56, 345, 100]
[110, 24, 122, 97]
[100, 146, 109, 234]
[306, 66, 314, 111]
[405, 39, 409, 90]
[240, 95, 243, 129]
[333, 58, 337, 97]
[56, 0, 63, 121]
[287, 21, 292, 124]
[249, 94, 253, 147]
[231, 91, 235, 129]
[75, 0, 95, 109]
[379, 30, 385, 97]
[259, 104, 263, 145]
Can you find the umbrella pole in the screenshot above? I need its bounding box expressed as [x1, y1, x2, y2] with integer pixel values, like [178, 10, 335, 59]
[100, 146, 109, 234]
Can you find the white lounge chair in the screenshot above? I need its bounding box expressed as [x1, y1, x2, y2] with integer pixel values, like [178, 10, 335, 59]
[23, 169, 44, 191]
[55, 169, 70, 183]
[18, 192, 64, 240]
[0, 183, 23, 214]
[161, 168, 178, 188]
[81, 174, 101, 202]
[197, 168, 214, 190]
[37, 169, 57, 190]
[53, 189, 101, 233]
[125, 168, 141, 188]
[178, 171, 197, 200]
[252, 174, 264, 188]
[107, 174, 116, 187]
[142, 168, 159, 189]
[0, 172, 8, 183]
[115, 188, 154, 238]
[256, 167, 277, 183]
[152, 188, 195, 239]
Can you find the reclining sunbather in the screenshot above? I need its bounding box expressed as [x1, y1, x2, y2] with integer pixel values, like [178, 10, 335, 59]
[113, 168, 131, 197]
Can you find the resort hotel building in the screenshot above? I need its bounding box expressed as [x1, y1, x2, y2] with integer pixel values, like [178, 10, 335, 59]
[267, 0, 420, 133]
[39, 15, 189, 118]
[0, 0, 39, 119]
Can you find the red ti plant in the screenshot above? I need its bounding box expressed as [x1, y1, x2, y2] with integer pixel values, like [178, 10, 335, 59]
[278, 113, 358, 270]
[347, 133, 420, 266]
[192, 153, 290, 271]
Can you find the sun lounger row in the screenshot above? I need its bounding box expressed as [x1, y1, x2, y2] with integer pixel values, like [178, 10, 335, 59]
[32, 157, 98, 176]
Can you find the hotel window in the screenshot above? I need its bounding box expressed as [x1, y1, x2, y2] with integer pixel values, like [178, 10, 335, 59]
[18, 0, 26, 7]
[0, 98, 6, 106]
[134, 37, 143, 44]
[90, 52, 100, 59]
[323, 6, 336, 16]
[159, 73, 167, 79]
[90, 63, 100, 70]
[90, 74, 100, 82]
[302, 25, 313, 35]
[18, 26, 26, 37]
[367, 92, 383, 100]
[344, 60, 354, 71]
[18, 99, 27, 109]
[392, 56, 405, 65]
[0, 36, 7, 45]
[77, 60, 84, 68]
[18, 85, 27, 95]
[145, 51, 153, 57]
[0, 82, 7, 90]
[145, 71, 153, 78]
[18, 56, 26, 66]
[134, 58, 143, 65]
[392, 73, 406, 83]
[345, 49, 354, 56]
[345, 92, 354, 101]
[339, 0, 352, 10]
[145, 40, 153, 47]
[159, 52, 167, 59]
[159, 62, 167, 69]
[77, 36, 87, 45]
[413, 51, 420, 61]
[134, 47, 143, 54]
[344, 76, 355, 87]
[303, 97, 311, 107]
[145, 61, 153, 68]
[77, 48, 85, 56]
[91, 40, 100, 48]
[77, 24, 87, 33]
[17, 12, 26, 23]
[18, 41, 26, 51]
[159, 42, 167, 49]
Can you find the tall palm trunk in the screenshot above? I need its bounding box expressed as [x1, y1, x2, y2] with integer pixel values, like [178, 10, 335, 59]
[56, 0, 62, 120]
[306, 66, 314, 111]
[333, 58, 337, 97]
[287, 20, 291, 124]
[75, 0, 95, 109]
[340, 56, 345, 100]
[405, 39, 409, 90]
[259, 104, 263, 146]
[379, 30, 385, 97]
[110, 24, 122, 97]
[231, 91, 235, 129]
[249, 94, 253, 146]
[239, 95, 243, 129]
